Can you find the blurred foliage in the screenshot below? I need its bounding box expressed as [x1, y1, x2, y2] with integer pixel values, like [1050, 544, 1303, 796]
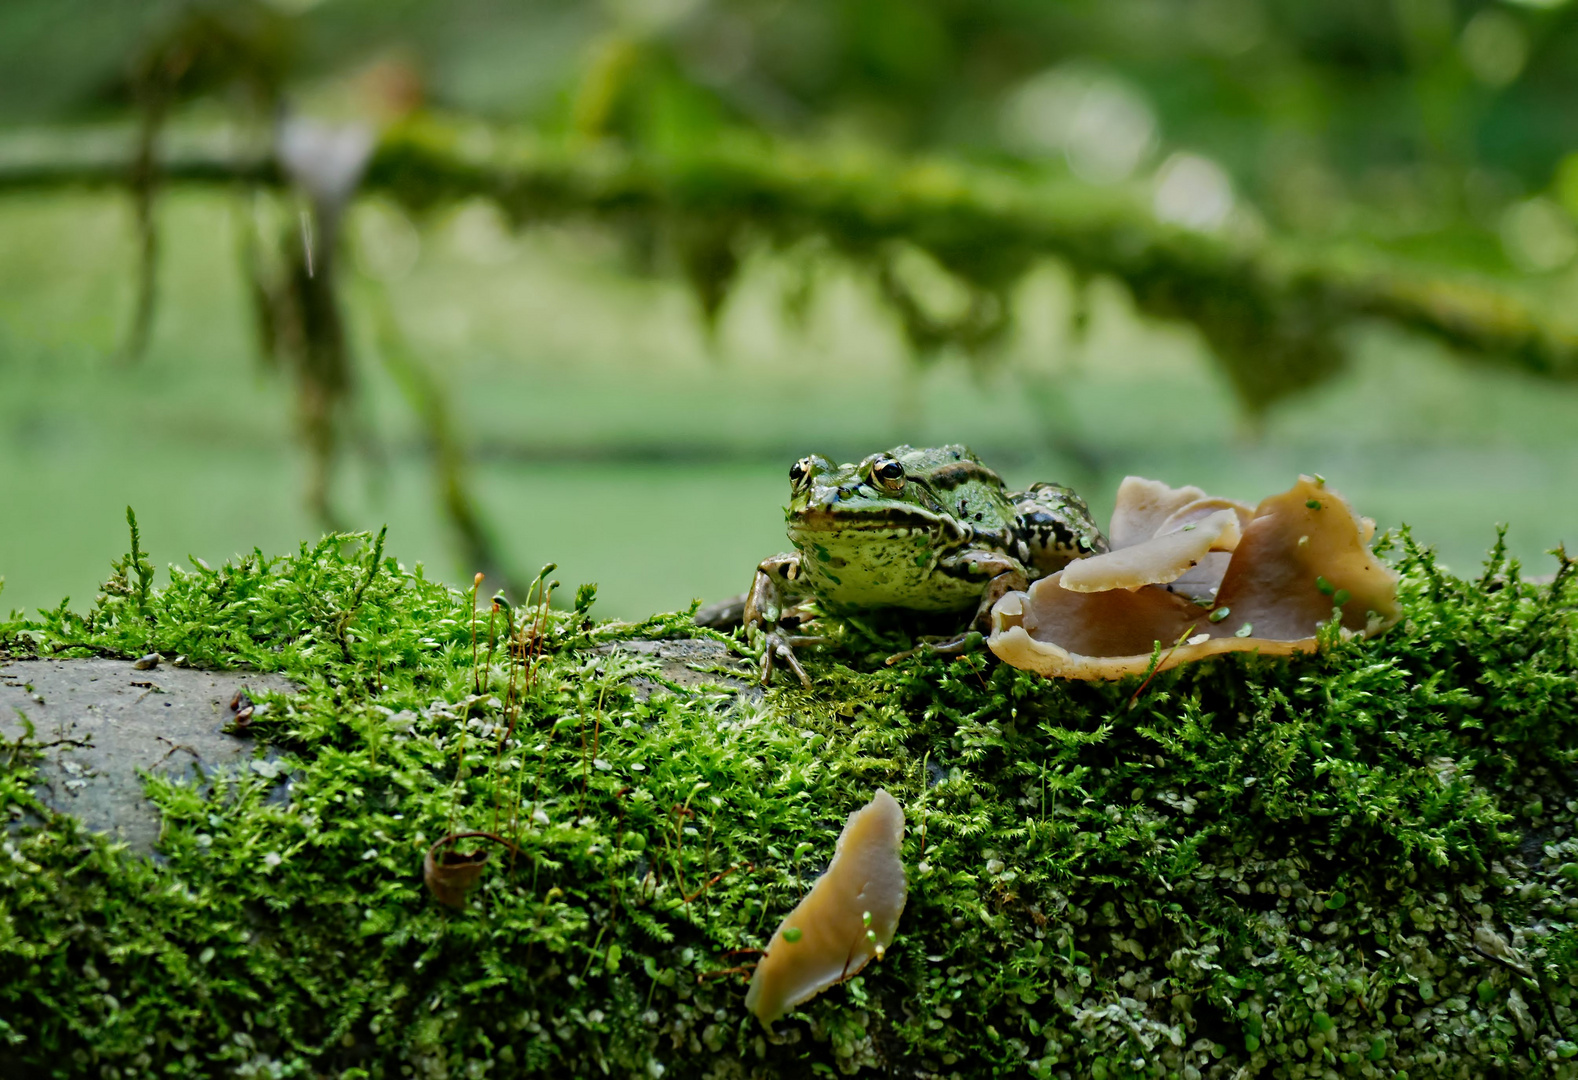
[6, 117, 1575, 407]
[6, 0, 1577, 192]
[2, 0, 1577, 574]
[4, 0, 1576, 352]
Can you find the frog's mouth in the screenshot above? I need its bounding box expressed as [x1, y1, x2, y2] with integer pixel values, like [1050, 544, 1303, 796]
[788, 506, 946, 538]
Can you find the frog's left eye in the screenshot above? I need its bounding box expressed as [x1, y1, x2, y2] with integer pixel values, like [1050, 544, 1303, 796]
[872, 458, 906, 492]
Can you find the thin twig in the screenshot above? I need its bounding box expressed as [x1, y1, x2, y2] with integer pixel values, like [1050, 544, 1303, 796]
[665, 799, 751, 905]
[680, 863, 751, 905]
[696, 964, 756, 984]
[1126, 625, 1198, 711]
[427, 829, 521, 860]
[1469, 943, 1561, 1039]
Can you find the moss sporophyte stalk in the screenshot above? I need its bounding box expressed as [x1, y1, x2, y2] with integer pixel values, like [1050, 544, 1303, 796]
[1, 517, 1577, 1077]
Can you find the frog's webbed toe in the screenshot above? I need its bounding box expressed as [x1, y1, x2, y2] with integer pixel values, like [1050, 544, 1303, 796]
[884, 630, 985, 666]
[759, 631, 824, 688]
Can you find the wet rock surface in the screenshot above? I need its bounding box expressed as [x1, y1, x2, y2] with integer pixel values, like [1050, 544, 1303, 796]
[591, 636, 759, 702]
[0, 657, 296, 855]
[0, 642, 749, 856]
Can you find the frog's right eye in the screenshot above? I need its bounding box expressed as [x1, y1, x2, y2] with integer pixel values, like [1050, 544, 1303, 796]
[790, 458, 815, 489]
[872, 458, 906, 492]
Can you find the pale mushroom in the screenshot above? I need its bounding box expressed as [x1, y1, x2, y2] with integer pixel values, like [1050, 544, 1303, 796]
[988, 476, 1401, 680]
[744, 789, 907, 1026]
[1059, 508, 1242, 593]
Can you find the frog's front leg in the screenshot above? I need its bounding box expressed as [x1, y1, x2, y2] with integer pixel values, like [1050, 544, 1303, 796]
[886, 550, 1026, 664]
[947, 549, 1029, 633]
[743, 552, 821, 687]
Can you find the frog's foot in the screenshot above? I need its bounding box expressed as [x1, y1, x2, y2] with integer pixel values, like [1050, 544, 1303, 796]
[885, 564, 1020, 666]
[759, 631, 827, 688]
[884, 631, 985, 666]
[744, 552, 826, 685]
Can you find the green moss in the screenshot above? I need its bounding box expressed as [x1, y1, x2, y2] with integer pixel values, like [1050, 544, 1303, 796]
[2, 523, 1577, 1077]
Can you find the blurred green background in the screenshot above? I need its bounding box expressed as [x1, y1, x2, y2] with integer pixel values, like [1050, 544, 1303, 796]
[2, 0, 1577, 619]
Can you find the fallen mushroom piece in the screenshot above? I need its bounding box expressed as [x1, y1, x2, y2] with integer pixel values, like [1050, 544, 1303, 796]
[988, 476, 1401, 679]
[1060, 508, 1242, 593]
[744, 789, 907, 1026]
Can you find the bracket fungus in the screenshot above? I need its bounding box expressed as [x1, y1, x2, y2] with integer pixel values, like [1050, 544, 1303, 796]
[744, 789, 907, 1026]
[988, 476, 1400, 680]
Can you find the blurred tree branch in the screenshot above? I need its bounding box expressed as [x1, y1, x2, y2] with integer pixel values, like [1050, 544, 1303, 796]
[3, 118, 1574, 417]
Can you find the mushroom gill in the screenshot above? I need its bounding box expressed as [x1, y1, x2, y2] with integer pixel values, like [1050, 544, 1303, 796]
[744, 789, 907, 1026]
[988, 476, 1401, 680]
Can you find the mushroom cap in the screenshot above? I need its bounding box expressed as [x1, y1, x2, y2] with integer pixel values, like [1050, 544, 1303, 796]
[1107, 477, 1253, 550]
[1059, 508, 1242, 593]
[988, 476, 1401, 680]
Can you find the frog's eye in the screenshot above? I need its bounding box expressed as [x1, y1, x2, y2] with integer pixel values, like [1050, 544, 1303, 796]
[789, 458, 815, 490]
[872, 458, 906, 492]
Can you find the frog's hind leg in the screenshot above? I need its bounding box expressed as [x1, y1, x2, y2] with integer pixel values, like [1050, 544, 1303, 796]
[885, 629, 986, 664]
[1010, 482, 1109, 575]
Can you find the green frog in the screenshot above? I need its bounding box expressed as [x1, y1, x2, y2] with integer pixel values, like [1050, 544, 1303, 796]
[743, 444, 1108, 685]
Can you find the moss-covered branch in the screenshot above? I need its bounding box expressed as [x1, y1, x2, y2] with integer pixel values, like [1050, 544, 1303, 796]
[4, 120, 1577, 412]
[3, 522, 1578, 1076]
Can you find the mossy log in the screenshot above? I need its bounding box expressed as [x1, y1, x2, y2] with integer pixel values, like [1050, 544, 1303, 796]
[2, 526, 1577, 1077]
